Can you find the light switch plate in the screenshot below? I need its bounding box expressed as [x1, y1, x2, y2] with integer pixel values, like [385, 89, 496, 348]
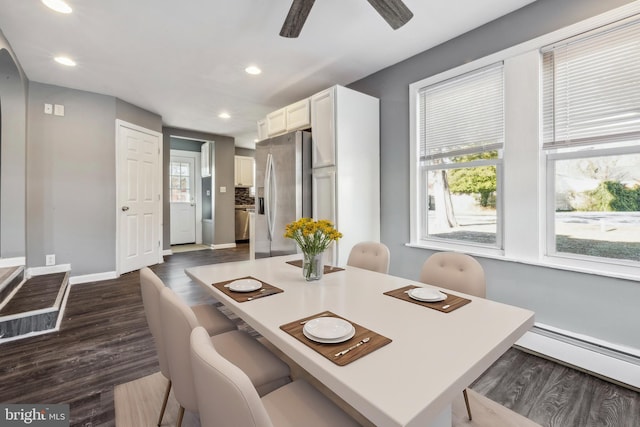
[220, 186, 227, 193]
[44, 103, 53, 114]
[54, 104, 65, 116]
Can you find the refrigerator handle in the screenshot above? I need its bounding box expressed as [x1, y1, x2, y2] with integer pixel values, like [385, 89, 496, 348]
[269, 155, 277, 240]
[264, 153, 274, 241]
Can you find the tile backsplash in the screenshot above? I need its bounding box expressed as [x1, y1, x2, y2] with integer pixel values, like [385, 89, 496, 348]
[235, 187, 255, 206]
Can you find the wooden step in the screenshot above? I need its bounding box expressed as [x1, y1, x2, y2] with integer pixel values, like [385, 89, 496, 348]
[0, 271, 69, 340]
[0, 265, 25, 307]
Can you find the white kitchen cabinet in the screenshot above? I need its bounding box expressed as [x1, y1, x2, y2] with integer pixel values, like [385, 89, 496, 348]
[257, 119, 268, 141]
[264, 98, 311, 137]
[201, 142, 211, 177]
[311, 85, 380, 266]
[266, 108, 287, 137]
[310, 89, 335, 168]
[285, 98, 311, 131]
[312, 167, 337, 263]
[234, 156, 254, 187]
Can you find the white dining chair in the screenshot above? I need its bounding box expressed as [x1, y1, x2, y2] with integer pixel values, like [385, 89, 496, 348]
[346, 241, 390, 274]
[160, 287, 291, 427]
[139, 267, 237, 426]
[190, 326, 361, 427]
[419, 251, 486, 420]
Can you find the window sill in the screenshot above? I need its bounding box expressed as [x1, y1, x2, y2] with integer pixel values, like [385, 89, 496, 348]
[406, 241, 640, 282]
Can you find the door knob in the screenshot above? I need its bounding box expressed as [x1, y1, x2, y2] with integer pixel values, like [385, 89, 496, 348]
[121, 206, 130, 212]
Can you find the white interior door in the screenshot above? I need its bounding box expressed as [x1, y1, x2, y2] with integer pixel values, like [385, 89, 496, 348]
[170, 154, 196, 245]
[117, 121, 162, 274]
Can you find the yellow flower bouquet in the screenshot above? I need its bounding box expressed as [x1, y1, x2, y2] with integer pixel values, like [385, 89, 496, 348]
[284, 218, 342, 280]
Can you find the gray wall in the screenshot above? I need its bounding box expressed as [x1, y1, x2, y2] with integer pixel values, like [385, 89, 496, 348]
[27, 83, 117, 275]
[162, 127, 236, 248]
[26, 85, 161, 276]
[0, 31, 26, 258]
[115, 99, 162, 133]
[349, 0, 639, 350]
[235, 147, 255, 157]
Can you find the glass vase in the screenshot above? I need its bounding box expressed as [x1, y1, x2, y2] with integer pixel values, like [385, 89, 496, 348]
[302, 252, 324, 281]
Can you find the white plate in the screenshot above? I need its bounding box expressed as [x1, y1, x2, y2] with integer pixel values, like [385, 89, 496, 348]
[303, 317, 354, 340]
[408, 288, 447, 302]
[303, 326, 355, 344]
[227, 278, 262, 292]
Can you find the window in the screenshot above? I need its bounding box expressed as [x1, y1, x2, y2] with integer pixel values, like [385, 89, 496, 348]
[542, 18, 640, 264]
[416, 63, 504, 248]
[170, 161, 192, 202]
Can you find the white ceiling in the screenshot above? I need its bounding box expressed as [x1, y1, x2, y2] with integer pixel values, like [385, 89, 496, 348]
[0, 0, 536, 148]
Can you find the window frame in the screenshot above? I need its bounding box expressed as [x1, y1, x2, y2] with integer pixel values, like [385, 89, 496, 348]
[410, 59, 508, 257]
[408, 3, 640, 280]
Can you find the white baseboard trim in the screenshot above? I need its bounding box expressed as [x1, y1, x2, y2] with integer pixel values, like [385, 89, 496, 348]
[163, 249, 173, 256]
[0, 326, 61, 344]
[212, 243, 236, 249]
[0, 257, 25, 268]
[27, 264, 71, 277]
[69, 271, 119, 285]
[516, 329, 640, 391]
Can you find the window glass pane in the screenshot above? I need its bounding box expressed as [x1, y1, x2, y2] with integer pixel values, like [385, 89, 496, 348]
[170, 160, 193, 202]
[180, 177, 189, 191]
[553, 152, 640, 261]
[425, 165, 498, 245]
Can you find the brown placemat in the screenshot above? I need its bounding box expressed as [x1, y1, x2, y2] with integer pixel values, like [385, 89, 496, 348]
[211, 276, 283, 302]
[280, 311, 392, 366]
[286, 259, 344, 274]
[384, 285, 471, 313]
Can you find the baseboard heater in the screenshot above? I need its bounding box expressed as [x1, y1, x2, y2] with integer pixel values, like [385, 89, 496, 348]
[515, 323, 640, 392]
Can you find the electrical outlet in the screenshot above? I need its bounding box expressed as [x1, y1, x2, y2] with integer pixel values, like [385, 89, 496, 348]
[45, 254, 56, 266]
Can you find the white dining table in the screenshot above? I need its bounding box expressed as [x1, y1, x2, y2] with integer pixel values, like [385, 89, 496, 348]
[185, 255, 534, 427]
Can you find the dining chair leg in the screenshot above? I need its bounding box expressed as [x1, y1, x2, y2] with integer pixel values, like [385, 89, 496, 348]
[176, 406, 185, 427]
[463, 388, 472, 421]
[157, 379, 171, 426]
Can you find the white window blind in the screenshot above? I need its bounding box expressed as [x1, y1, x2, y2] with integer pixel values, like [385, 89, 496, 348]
[542, 17, 640, 149]
[419, 63, 504, 161]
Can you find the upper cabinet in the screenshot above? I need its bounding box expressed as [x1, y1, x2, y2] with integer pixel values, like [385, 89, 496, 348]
[257, 119, 268, 142]
[266, 108, 287, 137]
[261, 98, 311, 139]
[234, 156, 254, 187]
[309, 88, 335, 168]
[285, 99, 311, 131]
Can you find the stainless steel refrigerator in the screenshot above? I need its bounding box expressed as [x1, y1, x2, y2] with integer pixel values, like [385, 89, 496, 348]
[254, 130, 312, 258]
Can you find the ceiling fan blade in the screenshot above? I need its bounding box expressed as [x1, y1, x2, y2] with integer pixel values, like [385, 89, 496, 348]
[280, 0, 316, 38]
[366, 0, 414, 30]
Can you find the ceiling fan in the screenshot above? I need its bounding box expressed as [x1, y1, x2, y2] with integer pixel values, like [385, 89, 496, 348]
[280, 0, 414, 38]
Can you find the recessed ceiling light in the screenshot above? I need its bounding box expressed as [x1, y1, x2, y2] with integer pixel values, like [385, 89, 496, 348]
[218, 112, 231, 119]
[54, 56, 76, 66]
[42, 0, 73, 14]
[245, 65, 262, 75]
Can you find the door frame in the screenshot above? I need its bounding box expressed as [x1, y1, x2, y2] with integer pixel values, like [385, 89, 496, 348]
[115, 119, 163, 275]
[169, 149, 203, 245]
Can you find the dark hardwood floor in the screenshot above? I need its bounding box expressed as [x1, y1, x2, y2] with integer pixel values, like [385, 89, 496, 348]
[0, 243, 638, 427]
